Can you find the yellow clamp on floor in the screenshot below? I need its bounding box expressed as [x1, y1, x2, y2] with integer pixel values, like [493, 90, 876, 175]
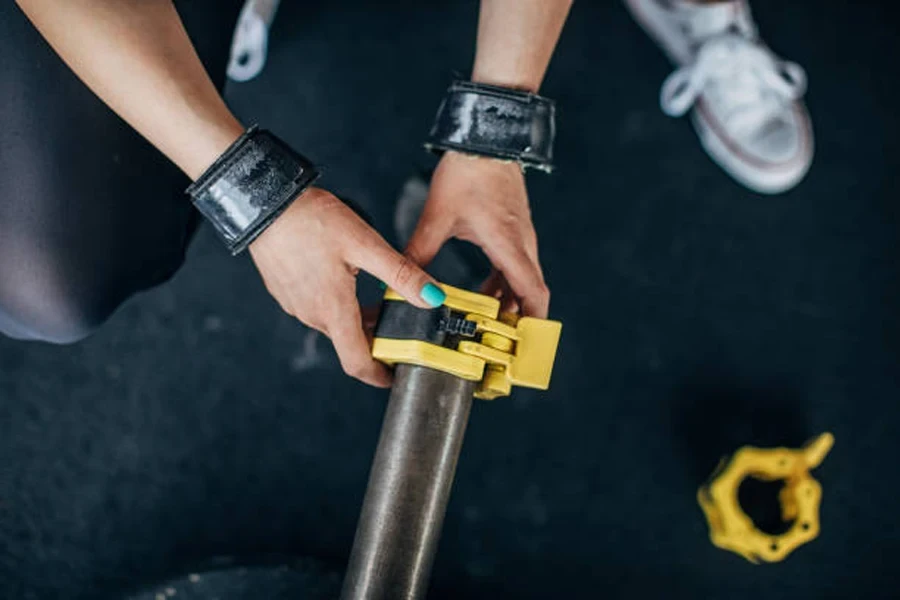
[698, 432, 834, 564]
[372, 283, 562, 400]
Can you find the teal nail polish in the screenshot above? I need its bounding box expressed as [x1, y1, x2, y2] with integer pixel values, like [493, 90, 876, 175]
[420, 283, 446, 308]
[378, 280, 387, 290]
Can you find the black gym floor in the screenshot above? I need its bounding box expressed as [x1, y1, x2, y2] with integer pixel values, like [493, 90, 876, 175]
[2, 1, 899, 598]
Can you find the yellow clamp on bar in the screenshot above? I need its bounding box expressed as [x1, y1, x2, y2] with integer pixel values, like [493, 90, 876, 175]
[697, 432, 834, 564]
[372, 283, 562, 400]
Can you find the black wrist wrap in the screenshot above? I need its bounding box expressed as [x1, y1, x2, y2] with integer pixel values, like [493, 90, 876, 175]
[424, 81, 556, 172]
[186, 126, 320, 255]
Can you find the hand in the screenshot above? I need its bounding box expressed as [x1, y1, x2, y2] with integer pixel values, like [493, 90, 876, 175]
[249, 187, 445, 387]
[406, 151, 550, 317]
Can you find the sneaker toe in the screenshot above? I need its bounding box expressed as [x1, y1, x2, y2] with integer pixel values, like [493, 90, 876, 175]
[695, 102, 814, 194]
[745, 113, 802, 164]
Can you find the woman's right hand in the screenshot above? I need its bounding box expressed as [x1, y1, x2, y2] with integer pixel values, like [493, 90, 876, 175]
[248, 187, 445, 388]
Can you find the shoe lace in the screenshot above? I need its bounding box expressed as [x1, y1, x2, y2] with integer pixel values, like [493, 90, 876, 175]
[659, 33, 807, 136]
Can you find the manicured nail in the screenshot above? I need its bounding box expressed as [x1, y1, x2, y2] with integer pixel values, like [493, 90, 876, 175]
[420, 283, 446, 308]
[378, 280, 387, 290]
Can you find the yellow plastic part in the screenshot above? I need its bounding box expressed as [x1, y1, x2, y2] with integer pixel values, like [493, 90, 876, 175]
[698, 432, 834, 564]
[371, 338, 485, 381]
[375, 283, 562, 400]
[506, 317, 562, 391]
[464, 314, 519, 341]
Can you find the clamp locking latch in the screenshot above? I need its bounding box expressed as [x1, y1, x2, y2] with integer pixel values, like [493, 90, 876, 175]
[371, 283, 562, 400]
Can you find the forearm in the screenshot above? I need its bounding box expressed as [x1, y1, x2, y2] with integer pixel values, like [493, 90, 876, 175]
[472, 0, 573, 92]
[15, 0, 243, 180]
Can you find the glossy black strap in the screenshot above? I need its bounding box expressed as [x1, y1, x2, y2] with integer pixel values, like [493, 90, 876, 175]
[424, 81, 556, 172]
[186, 126, 320, 255]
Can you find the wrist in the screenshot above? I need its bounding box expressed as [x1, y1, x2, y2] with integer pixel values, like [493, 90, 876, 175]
[425, 81, 556, 173]
[471, 64, 541, 94]
[443, 149, 523, 174]
[182, 116, 246, 181]
[186, 126, 321, 255]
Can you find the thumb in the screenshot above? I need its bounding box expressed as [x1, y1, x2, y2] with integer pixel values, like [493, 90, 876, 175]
[351, 230, 446, 310]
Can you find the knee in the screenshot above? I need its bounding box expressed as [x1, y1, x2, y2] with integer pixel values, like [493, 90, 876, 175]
[0, 291, 107, 345]
[28, 301, 104, 345]
[0, 268, 113, 345]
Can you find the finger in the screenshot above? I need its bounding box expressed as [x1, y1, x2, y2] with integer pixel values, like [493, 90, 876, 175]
[360, 304, 381, 343]
[480, 269, 521, 314]
[361, 304, 381, 333]
[495, 273, 521, 315]
[480, 269, 505, 299]
[404, 203, 455, 267]
[349, 230, 446, 310]
[501, 295, 521, 315]
[328, 300, 393, 388]
[479, 236, 550, 318]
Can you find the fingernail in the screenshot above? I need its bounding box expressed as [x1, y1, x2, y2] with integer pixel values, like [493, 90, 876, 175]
[378, 280, 387, 290]
[419, 283, 446, 308]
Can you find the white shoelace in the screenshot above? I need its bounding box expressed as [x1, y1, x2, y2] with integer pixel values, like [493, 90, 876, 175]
[660, 33, 807, 136]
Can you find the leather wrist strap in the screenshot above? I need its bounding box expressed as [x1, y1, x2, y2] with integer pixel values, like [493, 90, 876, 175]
[424, 81, 556, 173]
[186, 125, 320, 255]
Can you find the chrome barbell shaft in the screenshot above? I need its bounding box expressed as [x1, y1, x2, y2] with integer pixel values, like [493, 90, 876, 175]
[340, 364, 476, 600]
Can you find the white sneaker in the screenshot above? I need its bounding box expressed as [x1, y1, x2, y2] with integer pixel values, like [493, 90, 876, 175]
[626, 0, 814, 194]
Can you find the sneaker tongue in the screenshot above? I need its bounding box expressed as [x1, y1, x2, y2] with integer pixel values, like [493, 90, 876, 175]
[685, 2, 743, 40]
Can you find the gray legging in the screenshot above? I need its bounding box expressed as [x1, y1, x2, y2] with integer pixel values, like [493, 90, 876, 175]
[0, 1, 243, 343]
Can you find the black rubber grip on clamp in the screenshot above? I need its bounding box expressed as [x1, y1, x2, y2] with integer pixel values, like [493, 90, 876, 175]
[424, 81, 556, 172]
[375, 301, 451, 345]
